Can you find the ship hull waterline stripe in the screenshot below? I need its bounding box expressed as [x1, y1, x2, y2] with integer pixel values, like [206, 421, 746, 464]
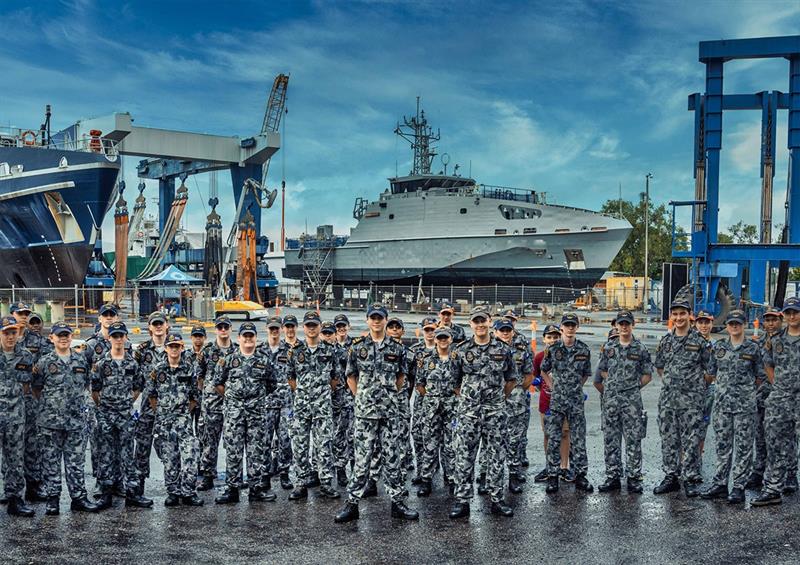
[0, 181, 76, 202]
[0, 160, 119, 181]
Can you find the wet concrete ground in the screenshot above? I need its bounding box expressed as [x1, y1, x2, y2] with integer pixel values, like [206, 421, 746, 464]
[2, 309, 798, 563]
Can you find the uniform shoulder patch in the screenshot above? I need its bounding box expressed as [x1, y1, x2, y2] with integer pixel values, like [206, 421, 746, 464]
[352, 336, 365, 345]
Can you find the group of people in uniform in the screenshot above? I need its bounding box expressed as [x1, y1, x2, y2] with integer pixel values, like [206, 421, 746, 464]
[1, 295, 798, 520]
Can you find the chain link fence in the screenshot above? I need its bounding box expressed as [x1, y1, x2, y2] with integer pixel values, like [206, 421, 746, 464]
[277, 281, 662, 315]
[0, 285, 215, 329]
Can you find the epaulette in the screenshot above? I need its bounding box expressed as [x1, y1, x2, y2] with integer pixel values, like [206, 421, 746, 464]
[352, 336, 365, 345]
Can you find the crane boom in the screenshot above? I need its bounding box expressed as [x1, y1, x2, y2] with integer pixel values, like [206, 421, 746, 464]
[261, 74, 289, 184]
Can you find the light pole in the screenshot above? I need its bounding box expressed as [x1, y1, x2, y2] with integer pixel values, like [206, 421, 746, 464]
[644, 173, 653, 313]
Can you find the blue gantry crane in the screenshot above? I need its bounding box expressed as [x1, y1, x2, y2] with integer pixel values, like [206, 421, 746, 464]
[671, 35, 800, 323]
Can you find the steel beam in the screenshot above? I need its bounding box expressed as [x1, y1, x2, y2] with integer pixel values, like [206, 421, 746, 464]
[700, 35, 800, 62]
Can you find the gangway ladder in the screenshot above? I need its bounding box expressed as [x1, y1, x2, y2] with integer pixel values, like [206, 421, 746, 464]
[301, 237, 334, 306]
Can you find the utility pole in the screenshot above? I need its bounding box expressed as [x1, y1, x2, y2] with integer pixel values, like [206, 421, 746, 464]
[644, 173, 652, 312]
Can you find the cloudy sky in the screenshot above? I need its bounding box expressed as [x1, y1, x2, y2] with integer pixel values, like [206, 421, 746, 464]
[3, 0, 800, 251]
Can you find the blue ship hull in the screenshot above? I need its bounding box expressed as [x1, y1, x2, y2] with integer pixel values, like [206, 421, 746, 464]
[0, 146, 119, 287]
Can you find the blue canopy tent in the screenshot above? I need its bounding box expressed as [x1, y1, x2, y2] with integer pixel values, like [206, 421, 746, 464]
[138, 265, 204, 317]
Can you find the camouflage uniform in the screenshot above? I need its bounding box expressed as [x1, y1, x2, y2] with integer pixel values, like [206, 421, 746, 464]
[214, 350, 276, 488]
[443, 322, 466, 344]
[393, 340, 414, 478]
[596, 337, 653, 481]
[287, 341, 340, 486]
[260, 341, 293, 477]
[19, 330, 49, 488]
[540, 340, 592, 477]
[504, 333, 533, 479]
[146, 357, 200, 497]
[186, 348, 205, 439]
[0, 346, 33, 499]
[707, 337, 763, 489]
[416, 350, 458, 483]
[753, 333, 774, 478]
[133, 340, 167, 483]
[451, 338, 515, 503]
[409, 342, 434, 476]
[513, 330, 533, 465]
[196, 341, 237, 480]
[761, 330, 800, 494]
[331, 336, 354, 470]
[34, 350, 91, 500]
[91, 351, 143, 492]
[345, 335, 408, 504]
[654, 329, 712, 482]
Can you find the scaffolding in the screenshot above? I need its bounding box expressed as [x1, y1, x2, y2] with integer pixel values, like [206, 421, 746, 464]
[299, 225, 336, 305]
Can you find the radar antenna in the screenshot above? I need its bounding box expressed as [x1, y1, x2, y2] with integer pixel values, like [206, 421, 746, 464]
[394, 97, 440, 175]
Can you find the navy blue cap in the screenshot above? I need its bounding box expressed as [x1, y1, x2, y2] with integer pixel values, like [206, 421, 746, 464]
[148, 311, 167, 324]
[542, 324, 561, 336]
[10, 302, 31, 314]
[502, 309, 519, 320]
[214, 315, 231, 328]
[99, 303, 118, 316]
[726, 310, 746, 324]
[494, 319, 514, 331]
[303, 311, 321, 325]
[387, 317, 404, 329]
[266, 316, 282, 329]
[165, 333, 184, 345]
[28, 312, 43, 323]
[694, 309, 714, 321]
[239, 322, 257, 335]
[615, 310, 634, 324]
[434, 327, 452, 338]
[670, 299, 692, 311]
[333, 314, 350, 326]
[321, 321, 335, 334]
[190, 325, 207, 336]
[782, 296, 800, 313]
[108, 321, 128, 336]
[282, 314, 298, 327]
[50, 321, 73, 335]
[421, 316, 439, 329]
[439, 302, 455, 313]
[1, 316, 18, 330]
[367, 303, 388, 318]
[561, 312, 579, 325]
[762, 307, 783, 319]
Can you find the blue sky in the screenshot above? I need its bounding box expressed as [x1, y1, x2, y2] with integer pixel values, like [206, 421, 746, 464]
[3, 0, 800, 251]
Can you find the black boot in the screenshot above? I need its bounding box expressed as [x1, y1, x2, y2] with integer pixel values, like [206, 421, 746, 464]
[575, 474, 594, 493]
[94, 492, 113, 510]
[391, 500, 419, 520]
[684, 480, 701, 498]
[181, 494, 205, 506]
[307, 471, 321, 488]
[490, 500, 514, 517]
[449, 501, 470, 519]
[70, 496, 101, 513]
[533, 468, 549, 483]
[363, 479, 378, 498]
[112, 481, 127, 498]
[545, 475, 560, 494]
[7, 496, 35, 517]
[783, 474, 798, 495]
[627, 478, 644, 494]
[476, 473, 488, 495]
[164, 494, 181, 507]
[334, 501, 360, 523]
[0, 494, 8, 504]
[598, 477, 621, 493]
[744, 473, 763, 490]
[336, 467, 348, 488]
[126, 491, 154, 508]
[45, 496, 60, 516]
[196, 475, 215, 491]
[289, 486, 308, 501]
[215, 486, 240, 504]
[417, 479, 432, 497]
[700, 484, 728, 500]
[508, 474, 523, 494]
[134, 478, 145, 497]
[280, 472, 293, 490]
[411, 475, 423, 486]
[25, 480, 47, 502]
[653, 475, 680, 495]
[249, 485, 277, 502]
[727, 487, 745, 504]
[751, 490, 782, 506]
[319, 484, 340, 499]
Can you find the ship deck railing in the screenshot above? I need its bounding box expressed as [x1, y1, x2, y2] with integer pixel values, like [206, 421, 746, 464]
[0, 126, 120, 158]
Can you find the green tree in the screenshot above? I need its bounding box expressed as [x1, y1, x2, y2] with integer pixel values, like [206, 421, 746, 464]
[600, 194, 686, 280]
[726, 221, 759, 243]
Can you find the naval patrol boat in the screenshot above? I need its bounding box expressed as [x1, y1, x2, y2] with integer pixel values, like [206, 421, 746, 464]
[284, 103, 631, 289]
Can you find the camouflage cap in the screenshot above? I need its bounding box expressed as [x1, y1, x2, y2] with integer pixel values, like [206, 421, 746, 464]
[420, 316, 439, 329]
[266, 315, 282, 329]
[615, 310, 634, 324]
[439, 302, 455, 313]
[108, 321, 128, 336]
[28, 312, 43, 323]
[50, 321, 73, 335]
[762, 307, 783, 319]
[282, 314, 298, 327]
[670, 299, 692, 312]
[366, 303, 388, 318]
[502, 309, 519, 320]
[239, 321, 257, 335]
[190, 325, 207, 337]
[542, 323, 561, 336]
[434, 327, 452, 338]
[387, 317, 404, 329]
[782, 296, 800, 313]
[694, 309, 714, 321]
[148, 311, 167, 324]
[469, 307, 490, 321]
[165, 333, 184, 345]
[561, 312, 579, 325]
[320, 321, 336, 334]
[303, 311, 321, 325]
[99, 303, 118, 316]
[0, 316, 18, 331]
[725, 310, 746, 324]
[333, 314, 350, 326]
[214, 315, 232, 328]
[10, 302, 31, 314]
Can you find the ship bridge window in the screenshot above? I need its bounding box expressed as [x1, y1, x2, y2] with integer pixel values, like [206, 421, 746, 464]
[499, 205, 542, 220]
[389, 214, 394, 219]
[364, 211, 380, 218]
[460, 208, 467, 214]
[495, 228, 507, 235]
[523, 227, 537, 234]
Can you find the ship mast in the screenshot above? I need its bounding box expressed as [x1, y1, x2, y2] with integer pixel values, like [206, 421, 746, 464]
[394, 97, 440, 175]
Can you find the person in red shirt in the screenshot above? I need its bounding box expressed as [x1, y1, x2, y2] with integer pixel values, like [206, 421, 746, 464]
[532, 325, 573, 482]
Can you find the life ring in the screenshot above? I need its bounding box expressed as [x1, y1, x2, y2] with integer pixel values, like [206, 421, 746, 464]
[21, 130, 37, 146]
